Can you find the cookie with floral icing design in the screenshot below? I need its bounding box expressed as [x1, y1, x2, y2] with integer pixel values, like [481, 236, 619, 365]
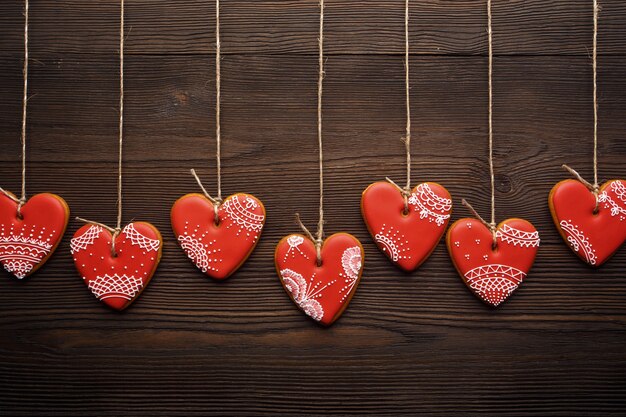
[171, 193, 266, 280]
[0, 192, 69, 279]
[71, 222, 162, 311]
[362, 181, 452, 271]
[549, 179, 626, 267]
[275, 233, 364, 326]
[447, 218, 539, 307]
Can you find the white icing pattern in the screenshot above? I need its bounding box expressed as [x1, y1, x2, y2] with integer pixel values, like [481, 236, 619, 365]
[88, 274, 144, 301]
[464, 264, 526, 307]
[0, 222, 55, 279]
[598, 180, 626, 221]
[339, 246, 362, 303]
[496, 224, 540, 248]
[281, 268, 336, 322]
[283, 235, 309, 261]
[223, 196, 265, 242]
[559, 219, 597, 265]
[70, 225, 103, 254]
[375, 224, 411, 262]
[178, 222, 222, 273]
[123, 224, 161, 252]
[408, 184, 452, 226]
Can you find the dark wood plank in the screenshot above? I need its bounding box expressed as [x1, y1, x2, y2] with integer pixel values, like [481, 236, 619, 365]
[1, 0, 626, 56]
[0, 2, 625, 416]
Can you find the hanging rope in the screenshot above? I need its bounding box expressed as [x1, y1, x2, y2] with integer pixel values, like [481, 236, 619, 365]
[562, 0, 601, 210]
[77, 0, 126, 255]
[215, 0, 222, 202]
[1, 0, 30, 217]
[190, 0, 223, 224]
[385, 0, 413, 213]
[296, 0, 326, 265]
[462, 0, 497, 246]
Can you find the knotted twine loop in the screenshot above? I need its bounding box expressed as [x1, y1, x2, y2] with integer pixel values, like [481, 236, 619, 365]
[191, 169, 222, 225]
[76, 217, 122, 257]
[0, 188, 27, 219]
[462, 199, 498, 248]
[295, 213, 324, 266]
[385, 177, 411, 214]
[562, 164, 600, 212]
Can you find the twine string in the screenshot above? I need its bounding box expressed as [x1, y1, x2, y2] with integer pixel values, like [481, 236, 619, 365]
[76, 218, 119, 236]
[295, 213, 323, 264]
[1, 0, 29, 216]
[75, 0, 126, 256]
[19, 0, 29, 216]
[403, 0, 411, 210]
[190, 169, 222, 223]
[187, 0, 224, 224]
[316, 0, 325, 245]
[562, 164, 600, 212]
[386, 0, 412, 213]
[215, 0, 222, 202]
[117, 0, 124, 233]
[296, 0, 326, 265]
[462, 199, 497, 247]
[461, 0, 497, 246]
[593, 0, 599, 190]
[385, 177, 411, 210]
[561, 2, 601, 211]
[487, 0, 495, 228]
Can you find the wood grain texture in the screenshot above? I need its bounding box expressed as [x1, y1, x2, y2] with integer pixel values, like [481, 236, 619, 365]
[0, 1, 625, 416]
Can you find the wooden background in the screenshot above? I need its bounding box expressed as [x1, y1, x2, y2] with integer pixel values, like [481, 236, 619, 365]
[1, 1, 625, 415]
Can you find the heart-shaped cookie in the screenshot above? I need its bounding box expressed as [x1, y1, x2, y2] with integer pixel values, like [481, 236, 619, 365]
[71, 222, 162, 311]
[275, 233, 364, 326]
[171, 193, 266, 280]
[447, 218, 540, 307]
[361, 181, 452, 271]
[0, 192, 69, 279]
[549, 179, 626, 266]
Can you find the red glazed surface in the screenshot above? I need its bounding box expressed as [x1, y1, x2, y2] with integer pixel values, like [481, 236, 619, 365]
[447, 218, 539, 307]
[275, 233, 364, 326]
[362, 181, 452, 271]
[549, 179, 626, 267]
[71, 222, 162, 311]
[171, 193, 266, 280]
[0, 192, 69, 279]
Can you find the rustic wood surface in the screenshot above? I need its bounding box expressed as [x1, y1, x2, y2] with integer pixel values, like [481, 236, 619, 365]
[1, 1, 625, 415]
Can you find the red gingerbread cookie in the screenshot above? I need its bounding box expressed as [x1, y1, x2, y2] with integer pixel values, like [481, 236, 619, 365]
[0, 192, 69, 279]
[71, 222, 162, 311]
[362, 181, 452, 271]
[275, 233, 364, 326]
[447, 218, 540, 307]
[171, 193, 266, 280]
[549, 179, 626, 267]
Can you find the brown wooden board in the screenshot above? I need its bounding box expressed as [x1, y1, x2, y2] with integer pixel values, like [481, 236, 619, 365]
[0, 1, 625, 415]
